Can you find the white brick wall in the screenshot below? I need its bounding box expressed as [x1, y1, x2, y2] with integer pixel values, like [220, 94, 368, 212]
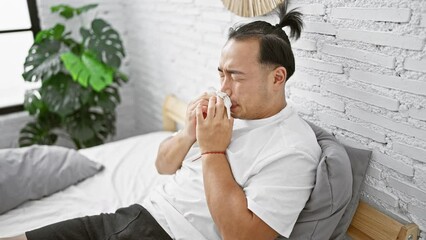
[337, 29, 425, 50]
[331, 7, 411, 23]
[405, 58, 426, 73]
[323, 82, 400, 111]
[291, 87, 345, 112]
[366, 165, 382, 179]
[321, 44, 395, 69]
[363, 184, 399, 208]
[372, 151, 414, 177]
[296, 57, 343, 73]
[347, 106, 426, 141]
[261, 0, 425, 235]
[350, 69, 426, 96]
[292, 38, 317, 51]
[318, 112, 387, 142]
[1, 0, 425, 237]
[388, 177, 426, 202]
[289, 3, 326, 16]
[304, 22, 337, 35]
[421, 14, 426, 27]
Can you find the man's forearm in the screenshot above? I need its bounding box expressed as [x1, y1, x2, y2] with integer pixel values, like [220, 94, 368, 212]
[202, 154, 278, 240]
[155, 131, 194, 174]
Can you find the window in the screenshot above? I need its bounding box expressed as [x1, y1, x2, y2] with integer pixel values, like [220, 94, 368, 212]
[0, 0, 40, 114]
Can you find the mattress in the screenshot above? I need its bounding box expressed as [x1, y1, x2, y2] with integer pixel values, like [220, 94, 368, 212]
[0, 131, 173, 237]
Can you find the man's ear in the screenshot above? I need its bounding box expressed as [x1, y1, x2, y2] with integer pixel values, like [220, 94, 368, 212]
[273, 66, 287, 88]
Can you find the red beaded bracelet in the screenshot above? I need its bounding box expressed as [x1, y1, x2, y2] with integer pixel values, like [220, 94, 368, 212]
[201, 151, 226, 156]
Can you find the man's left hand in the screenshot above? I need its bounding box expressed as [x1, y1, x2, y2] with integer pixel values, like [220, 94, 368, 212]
[195, 96, 234, 153]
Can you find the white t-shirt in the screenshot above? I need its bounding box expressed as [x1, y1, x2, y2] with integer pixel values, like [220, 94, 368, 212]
[142, 105, 321, 239]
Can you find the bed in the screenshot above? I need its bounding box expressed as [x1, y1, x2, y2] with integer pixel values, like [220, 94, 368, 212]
[0, 95, 419, 239]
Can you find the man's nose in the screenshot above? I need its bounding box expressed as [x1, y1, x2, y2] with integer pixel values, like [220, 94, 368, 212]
[220, 77, 232, 96]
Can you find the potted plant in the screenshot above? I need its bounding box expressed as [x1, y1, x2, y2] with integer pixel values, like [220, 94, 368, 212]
[19, 3, 128, 149]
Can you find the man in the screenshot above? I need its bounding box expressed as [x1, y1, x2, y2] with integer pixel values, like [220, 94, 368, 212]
[3, 2, 320, 240]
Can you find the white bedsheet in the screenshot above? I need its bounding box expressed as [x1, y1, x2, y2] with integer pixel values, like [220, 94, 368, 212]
[0, 131, 173, 237]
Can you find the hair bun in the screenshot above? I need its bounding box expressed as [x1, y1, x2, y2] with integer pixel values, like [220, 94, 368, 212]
[275, 2, 303, 40]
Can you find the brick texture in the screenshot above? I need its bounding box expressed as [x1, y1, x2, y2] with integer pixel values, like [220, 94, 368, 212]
[408, 108, 426, 121]
[291, 88, 345, 112]
[337, 29, 425, 50]
[304, 21, 337, 35]
[324, 82, 400, 111]
[404, 58, 426, 73]
[373, 151, 414, 177]
[363, 184, 399, 207]
[290, 71, 320, 86]
[393, 142, 426, 164]
[347, 106, 426, 141]
[350, 70, 426, 96]
[421, 14, 426, 27]
[292, 38, 317, 51]
[366, 165, 382, 179]
[388, 177, 426, 202]
[296, 57, 343, 73]
[408, 203, 426, 220]
[289, 3, 326, 16]
[331, 7, 411, 23]
[322, 44, 395, 69]
[318, 112, 386, 142]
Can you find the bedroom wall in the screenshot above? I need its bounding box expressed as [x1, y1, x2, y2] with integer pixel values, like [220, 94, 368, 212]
[0, 0, 137, 148]
[127, 0, 426, 238]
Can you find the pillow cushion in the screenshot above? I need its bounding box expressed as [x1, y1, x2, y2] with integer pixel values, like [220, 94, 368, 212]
[330, 145, 372, 239]
[283, 121, 353, 239]
[0, 145, 103, 214]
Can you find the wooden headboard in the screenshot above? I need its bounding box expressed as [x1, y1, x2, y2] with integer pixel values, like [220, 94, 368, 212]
[162, 94, 420, 240]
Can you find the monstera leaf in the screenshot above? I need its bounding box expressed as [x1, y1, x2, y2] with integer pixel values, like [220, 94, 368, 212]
[34, 24, 66, 43]
[19, 111, 61, 147]
[24, 89, 43, 115]
[51, 4, 98, 19]
[90, 84, 121, 112]
[41, 73, 91, 117]
[81, 19, 125, 69]
[65, 109, 116, 148]
[19, 122, 58, 147]
[22, 40, 68, 82]
[61, 51, 114, 91]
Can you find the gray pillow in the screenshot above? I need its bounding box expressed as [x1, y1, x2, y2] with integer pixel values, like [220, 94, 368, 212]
[0, 145, 103, 214]
[282, 122, 353, 239]
[330, 145, 372, 239]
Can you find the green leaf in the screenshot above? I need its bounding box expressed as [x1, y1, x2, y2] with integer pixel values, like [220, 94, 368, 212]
[76, 4, 98, 15]
[22, 40, 68, 82]
[92, 84, 120, 112]
[24, 89, 43, 115]
[65, 109, 116, 148]
[81, 19, 125, 68]
[19, 121, 58, 147]
[51, 4, 98, 20]
[41, 73, 91, 117]
[51, 5, 75, 19]
[35, 24, 66, 43]
[61, 51, 114, 91]
[115, 71, 128, 83]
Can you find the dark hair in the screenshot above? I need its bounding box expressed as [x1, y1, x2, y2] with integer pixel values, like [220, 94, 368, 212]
[227, 2, 303, 80]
